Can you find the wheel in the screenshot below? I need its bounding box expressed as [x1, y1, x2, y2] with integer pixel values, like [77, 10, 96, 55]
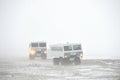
[41, 53, 47, 59]
[61, 58, 70, 65]
[53, 58, 60, 65]
[29, 55, 35, 60]
[74, 57, 81, 65]
[59, 57, 63, 65]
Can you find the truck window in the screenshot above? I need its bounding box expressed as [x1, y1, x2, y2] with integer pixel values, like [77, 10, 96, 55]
[73, 45, 81, 50]
[39, 43, 46, 47]
[64, 46, 72, 51]
[51, 47, 63, 51]
[31, 43, 38, 47]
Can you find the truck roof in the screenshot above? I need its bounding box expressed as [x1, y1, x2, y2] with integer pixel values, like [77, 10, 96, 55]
[50, 43, 81, 47]
[30, 41, 46, 43]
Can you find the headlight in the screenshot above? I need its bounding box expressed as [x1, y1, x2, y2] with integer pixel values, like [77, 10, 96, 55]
[29, 49, 36, 55]
[80, 53, 83, 59]
[64, 55, 67, 58]
[44, 50, 47, 54]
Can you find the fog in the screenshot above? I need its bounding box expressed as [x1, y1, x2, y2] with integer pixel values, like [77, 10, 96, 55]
[0, 0, 120, 59]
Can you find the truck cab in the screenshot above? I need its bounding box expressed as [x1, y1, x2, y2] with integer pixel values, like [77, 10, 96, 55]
[29, 42, 47, 59]
[50, 43, 83, 65]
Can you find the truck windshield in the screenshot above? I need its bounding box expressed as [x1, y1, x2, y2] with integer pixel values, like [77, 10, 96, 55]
[31, 43, 38, 47]
[39, 43, 46, 47]
[73, 45, 81, 50]
[64, 46, 72, 51]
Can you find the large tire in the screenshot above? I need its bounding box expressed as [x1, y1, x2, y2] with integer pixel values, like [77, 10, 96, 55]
[41, 53, 47, 59]
[61, 58, 70, 65]
[53, 58, 60, 65]
[29, 55, 35, 60]
[59, 57, 63, 65]
[74, 57, 81, 65]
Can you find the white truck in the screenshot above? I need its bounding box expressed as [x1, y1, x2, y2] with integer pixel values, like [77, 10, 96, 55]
[29, 42, 47, 59]
[49, 43, 83, 65]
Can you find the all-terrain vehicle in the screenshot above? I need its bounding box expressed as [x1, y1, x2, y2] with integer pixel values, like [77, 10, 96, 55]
[29, 42, 47, 59]
[49, 43, 83, 65]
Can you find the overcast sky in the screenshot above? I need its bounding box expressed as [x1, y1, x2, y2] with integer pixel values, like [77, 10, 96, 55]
[0, 0, 120, 59]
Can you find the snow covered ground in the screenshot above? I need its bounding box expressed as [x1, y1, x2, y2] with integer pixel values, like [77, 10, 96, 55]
[0, 58, 120, 80]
